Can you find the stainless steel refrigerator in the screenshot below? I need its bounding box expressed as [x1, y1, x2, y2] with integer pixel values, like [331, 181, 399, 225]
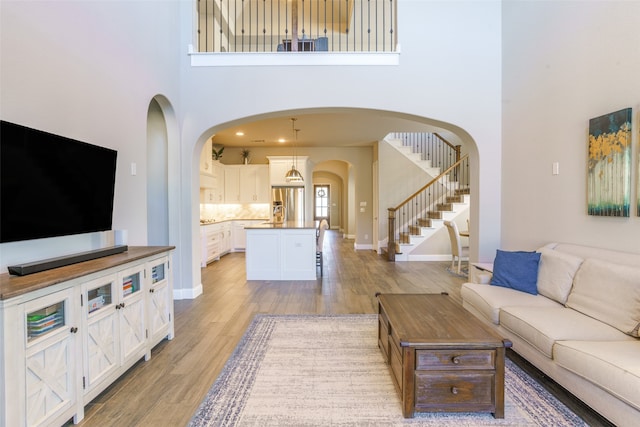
[272, 186, 305, 222]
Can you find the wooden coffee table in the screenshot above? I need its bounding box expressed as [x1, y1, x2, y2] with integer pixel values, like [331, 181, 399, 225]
[376, 292, 511, 418]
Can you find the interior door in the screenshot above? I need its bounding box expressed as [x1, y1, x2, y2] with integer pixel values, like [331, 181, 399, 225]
[314, 185, 330, 226]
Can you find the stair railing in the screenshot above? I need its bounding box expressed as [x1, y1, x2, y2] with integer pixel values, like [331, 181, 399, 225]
[387, 154, 469, 261]
[390, 132, 461, 172]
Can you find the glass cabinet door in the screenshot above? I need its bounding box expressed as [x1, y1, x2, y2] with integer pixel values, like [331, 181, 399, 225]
[121, 270, 141, 298]
[150, 261, 165, 284]
[26, 301, 65, 342]
[24, 288, 77, 426]
[86, 279, 114, 315]
[82, 275, 119, 394]
[117, 265, 146, 364]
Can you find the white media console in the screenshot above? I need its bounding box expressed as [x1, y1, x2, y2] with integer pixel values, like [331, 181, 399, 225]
[0, 246, 175, 427]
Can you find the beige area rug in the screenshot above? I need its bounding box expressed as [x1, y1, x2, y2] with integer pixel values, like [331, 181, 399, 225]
[189, 315, 587, 426]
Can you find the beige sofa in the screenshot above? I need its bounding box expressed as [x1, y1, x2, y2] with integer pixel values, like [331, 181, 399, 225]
[461, 243, 640, 427]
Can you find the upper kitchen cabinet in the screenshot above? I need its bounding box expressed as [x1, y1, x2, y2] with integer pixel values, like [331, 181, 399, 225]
[200, 139, 213, 174]
[225, 165, 270, 203]
[267, 156, 309, 187]
[200, 140, 224, 203]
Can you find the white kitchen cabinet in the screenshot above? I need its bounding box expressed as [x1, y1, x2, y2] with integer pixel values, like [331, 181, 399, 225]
[224, 167, 241, 203]
[232, 220, 266, 250]
[209, 161, 225, 203]
[201, 161, 224, 204]
[233, 221, 247, 250]
[200, 222, 234, 267]
[240, 165, 270, 202]
[225, 165, 269, 203]
[0, 247, 174, 427]
[220, 222, 232, 255]
[201, 223, 222, 266]
[255, 166, 270, 202]
[267, 156, 308, 187]
[199, 139, 213, 173]
[245, 226, 317, 280]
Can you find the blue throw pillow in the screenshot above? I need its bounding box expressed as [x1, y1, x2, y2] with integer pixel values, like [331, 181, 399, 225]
[490, 250, 541, 295]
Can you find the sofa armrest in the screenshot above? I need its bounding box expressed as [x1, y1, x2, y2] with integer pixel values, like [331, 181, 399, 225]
[470, 262, 493, 284]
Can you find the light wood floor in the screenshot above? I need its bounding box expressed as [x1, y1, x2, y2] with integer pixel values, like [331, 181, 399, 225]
[72, 230, 610, 427]
[73, 230, 464, 426]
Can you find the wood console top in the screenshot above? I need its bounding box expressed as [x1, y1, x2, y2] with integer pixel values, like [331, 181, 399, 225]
[0, 246, 174, 300]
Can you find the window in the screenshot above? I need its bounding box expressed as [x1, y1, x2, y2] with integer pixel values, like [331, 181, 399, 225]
[314, 185, 329, 224]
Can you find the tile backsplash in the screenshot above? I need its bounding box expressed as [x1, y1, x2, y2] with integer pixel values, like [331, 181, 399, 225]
[200, 203, 270, 221]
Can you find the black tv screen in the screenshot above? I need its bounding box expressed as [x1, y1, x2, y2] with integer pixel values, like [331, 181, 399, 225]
[1, 121, 118, 243]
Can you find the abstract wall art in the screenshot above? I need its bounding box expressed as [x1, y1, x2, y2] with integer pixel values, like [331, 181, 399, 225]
[587, 108, 632, 217]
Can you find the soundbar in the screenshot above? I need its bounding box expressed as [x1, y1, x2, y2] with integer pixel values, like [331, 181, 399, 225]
[8, 245, 128, 276]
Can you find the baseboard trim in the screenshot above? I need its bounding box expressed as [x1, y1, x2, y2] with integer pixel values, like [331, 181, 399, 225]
[353, 243, 374, 250]
[174, 283, 203, 300]
[406, 254, 452, 262]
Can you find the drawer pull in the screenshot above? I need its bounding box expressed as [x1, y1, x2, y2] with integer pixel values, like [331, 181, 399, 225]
[451, 356, 460, 364]
[450, 386, 458, 395]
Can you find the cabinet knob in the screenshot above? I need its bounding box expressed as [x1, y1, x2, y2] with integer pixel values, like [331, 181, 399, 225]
[451, 356, 460, 364]
[120, 302, 126, 308]
[70, 327, 78, 333]
[450, 386, 458, 395]
[149, 288, 155, 293]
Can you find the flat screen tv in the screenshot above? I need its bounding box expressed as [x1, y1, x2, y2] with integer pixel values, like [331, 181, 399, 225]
[1, 120, 118, 243]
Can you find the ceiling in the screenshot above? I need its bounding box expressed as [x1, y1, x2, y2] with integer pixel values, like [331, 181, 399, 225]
[210, 112, 451, 149]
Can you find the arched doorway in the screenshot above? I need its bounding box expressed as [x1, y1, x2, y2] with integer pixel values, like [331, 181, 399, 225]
[146, 98, 169, 245]
[187, 108, 480, 298]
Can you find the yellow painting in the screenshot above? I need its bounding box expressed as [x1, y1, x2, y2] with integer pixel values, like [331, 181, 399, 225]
[587, 108, 632, 217]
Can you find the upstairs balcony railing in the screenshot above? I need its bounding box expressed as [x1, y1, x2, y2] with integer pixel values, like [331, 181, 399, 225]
[197, 0, 397, 53]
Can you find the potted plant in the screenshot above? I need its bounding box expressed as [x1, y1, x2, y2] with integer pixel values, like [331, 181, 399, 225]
[241, 148, 251, 164]
[212, 145, 224, 161]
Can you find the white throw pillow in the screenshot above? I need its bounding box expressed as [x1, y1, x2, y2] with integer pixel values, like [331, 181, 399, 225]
[536, 247, 584, 304]
[566, 258, 640, 337]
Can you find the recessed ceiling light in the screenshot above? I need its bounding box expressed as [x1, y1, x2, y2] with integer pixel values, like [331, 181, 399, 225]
[235, 131, 244, 136]
[278, 138, 286, 143]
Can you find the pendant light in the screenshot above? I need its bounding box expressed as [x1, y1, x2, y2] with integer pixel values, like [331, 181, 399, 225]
[285, 118, 304, 183]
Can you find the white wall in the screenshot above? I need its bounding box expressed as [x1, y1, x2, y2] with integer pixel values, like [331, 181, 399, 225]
[502, 0, 640, 254]
[2, 1, 503, 298]
[178, 0, 503, 291]
[0, 1, 182, 275]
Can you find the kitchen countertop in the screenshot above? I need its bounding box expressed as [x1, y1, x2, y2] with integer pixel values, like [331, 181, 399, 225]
[245, 220, 318, 230]
[200, 218, 268, 226]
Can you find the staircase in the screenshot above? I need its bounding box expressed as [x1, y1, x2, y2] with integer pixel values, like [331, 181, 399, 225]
[384, 133, 470, 261]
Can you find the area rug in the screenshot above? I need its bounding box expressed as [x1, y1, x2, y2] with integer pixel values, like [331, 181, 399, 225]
[189, 315, 586, 426]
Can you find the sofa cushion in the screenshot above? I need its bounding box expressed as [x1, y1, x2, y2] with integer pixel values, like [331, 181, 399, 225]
[566, 258, 640, 337]
[490, 250, 541, 295]
[499, 306, 635, 358]
[536, 247, 584, 304]
[461, 283, 561, 325]
[554, 340, 640, 411]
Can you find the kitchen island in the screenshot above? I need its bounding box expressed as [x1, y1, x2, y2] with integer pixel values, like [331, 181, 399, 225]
[245, 221, 317, 280]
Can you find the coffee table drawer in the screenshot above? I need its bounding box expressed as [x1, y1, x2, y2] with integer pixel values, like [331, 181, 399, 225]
[415, 371, 495, 410]
[416, 350, 495, 370]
